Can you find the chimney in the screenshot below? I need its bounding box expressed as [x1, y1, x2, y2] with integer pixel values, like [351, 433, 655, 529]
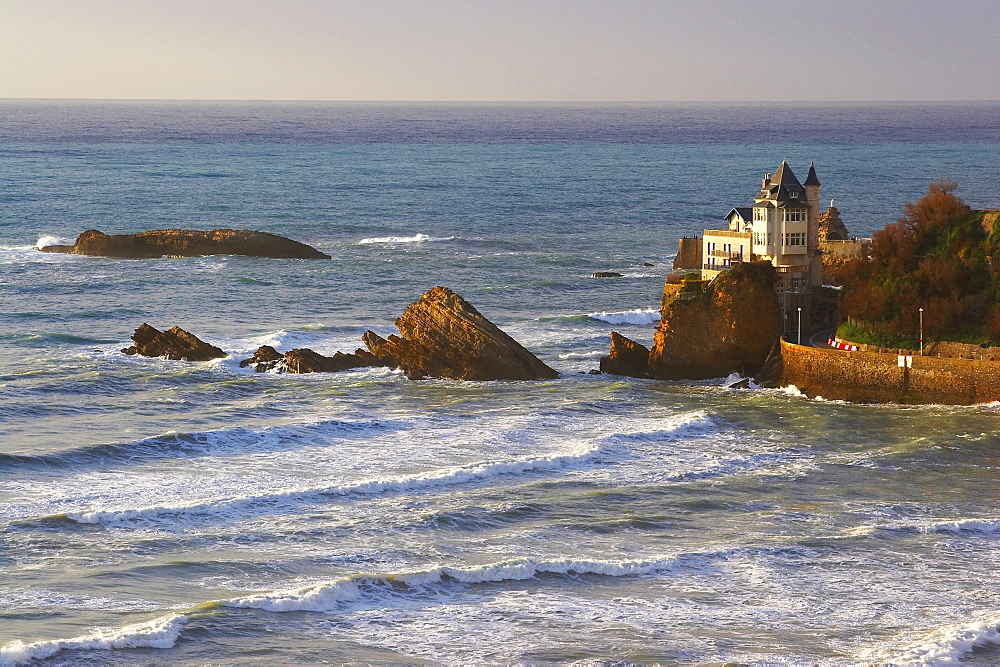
[762, 173, 771, 189]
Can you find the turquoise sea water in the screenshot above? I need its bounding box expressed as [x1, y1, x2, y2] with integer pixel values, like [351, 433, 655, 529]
[1, 101, 1000, 663]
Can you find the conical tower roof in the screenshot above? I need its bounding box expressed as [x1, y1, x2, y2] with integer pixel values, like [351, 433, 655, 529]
[804, 161, 821, 186]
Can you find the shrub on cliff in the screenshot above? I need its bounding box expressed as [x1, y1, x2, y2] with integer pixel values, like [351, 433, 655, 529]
[835, 180, 1000, 346]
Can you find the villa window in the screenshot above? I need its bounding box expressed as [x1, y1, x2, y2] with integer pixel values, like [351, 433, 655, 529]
[784, 209, 806, 222]
[754, 208, 768, 222]
[784, 232, 805, 246]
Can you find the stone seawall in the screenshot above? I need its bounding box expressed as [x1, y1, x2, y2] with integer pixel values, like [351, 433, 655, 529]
[781, 338, 1000, 405]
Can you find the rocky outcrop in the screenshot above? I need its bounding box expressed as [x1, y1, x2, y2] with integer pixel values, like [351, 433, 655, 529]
[592, 271, 624, 278]
[599, 332, 651, 377]
[122, 324, 226, 361]
[39, 229, 330, 259]
[362, 286, 558, 381]
[239, 345, 383, 374]
[647, 262, 782, 380]
[817, 206, 848, 242]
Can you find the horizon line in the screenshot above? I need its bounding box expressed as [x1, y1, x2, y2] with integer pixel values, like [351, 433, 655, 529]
[2, 97, 998, 105]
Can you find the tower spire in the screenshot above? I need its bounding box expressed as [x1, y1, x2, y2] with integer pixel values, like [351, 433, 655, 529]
[804, 161, 821, 186]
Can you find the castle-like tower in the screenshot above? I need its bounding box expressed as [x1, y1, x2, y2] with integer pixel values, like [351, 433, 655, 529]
[701, 161, 823, 327]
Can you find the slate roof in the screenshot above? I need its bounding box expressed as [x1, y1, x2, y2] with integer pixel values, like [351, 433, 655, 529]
[755, 161, 808, 205]
[725, 206, 753, 221]
[804, 161, 821, 186]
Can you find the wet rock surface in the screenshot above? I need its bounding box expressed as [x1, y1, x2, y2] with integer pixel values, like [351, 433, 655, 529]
[599, 332, 651, 377]
[122, 324, 226, 361]
[240, 345, 383, 374]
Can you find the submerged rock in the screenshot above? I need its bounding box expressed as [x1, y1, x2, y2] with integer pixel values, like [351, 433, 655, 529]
[39, 228, 330, 259]
[122, 324, 226, 361]
[592, 271, 624, 278]
[239, 345, 382, 374]
[599, 332, 651, 377]
[362, 286, 558, 381]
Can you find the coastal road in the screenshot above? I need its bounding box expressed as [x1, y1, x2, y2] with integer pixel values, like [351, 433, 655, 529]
[790, 326, 837, 349]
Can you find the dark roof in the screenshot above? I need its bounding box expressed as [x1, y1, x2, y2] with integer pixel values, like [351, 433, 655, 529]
[804, 161, 821, 186]
[725, 207, 753, 221]
[754, 161, 807, 206]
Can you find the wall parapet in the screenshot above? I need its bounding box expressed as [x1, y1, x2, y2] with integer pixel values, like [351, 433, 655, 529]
[781, 338, 1000, 405]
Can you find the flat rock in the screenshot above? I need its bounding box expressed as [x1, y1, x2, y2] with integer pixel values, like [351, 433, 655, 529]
[39, 228, 330, 259]
[122, 324, 226, 361]
[592, 271, 624, 278]
[362, 286, 558, 381]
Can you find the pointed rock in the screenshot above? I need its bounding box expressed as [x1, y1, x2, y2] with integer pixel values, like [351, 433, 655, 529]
[599, 332, 651, 377]
[122, 324, 226, 361]
[362, 286, 558, 381]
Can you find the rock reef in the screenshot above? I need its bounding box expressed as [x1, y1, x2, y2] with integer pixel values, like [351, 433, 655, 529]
[39, 229, 330, 259]
[122, 324, 226, 361]
[239, 345, 382, 374]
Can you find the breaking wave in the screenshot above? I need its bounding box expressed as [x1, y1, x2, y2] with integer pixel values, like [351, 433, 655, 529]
[224, 557, 676, 613]
[868, 616, 1000, 663]
[0, 613, 187, 665]
[358, 233, 454, 244]
[587, 308, 659, 326]
[34, 235, 72, 248]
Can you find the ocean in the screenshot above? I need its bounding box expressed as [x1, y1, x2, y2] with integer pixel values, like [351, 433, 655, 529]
[1, 100, 999, 663]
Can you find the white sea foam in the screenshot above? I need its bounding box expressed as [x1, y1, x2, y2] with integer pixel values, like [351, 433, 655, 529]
[871, 616, 1000, 663]
[35, 235, 73, 248]
[62, 441, 610, 526]
[557, 350, 604, 360]
[853, 517, 1000, 538]
[358, 233, 454, 244]
[0, 613, 187, 665]
[587, 308, 659, 326]
[224, 557, 674, 613]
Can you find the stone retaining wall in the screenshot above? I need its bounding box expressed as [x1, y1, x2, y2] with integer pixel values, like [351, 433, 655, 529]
[781, 338, 1000, 405]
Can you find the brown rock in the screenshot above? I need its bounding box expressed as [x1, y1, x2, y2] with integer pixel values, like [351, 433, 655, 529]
[239, 345, 385, 374]
[592, 271, 624, 278]
[599, 332, 651, 377]
[122, 324, 226, 361]
[39, 228, 330, 259]
[817, 205, 849, 242]
[362, 286, 558, 381]
[648, 262, 782, 380]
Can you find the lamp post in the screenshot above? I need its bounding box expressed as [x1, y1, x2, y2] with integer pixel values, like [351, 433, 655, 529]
[919, 307, 924, 356]
[797, 307, 802, 345]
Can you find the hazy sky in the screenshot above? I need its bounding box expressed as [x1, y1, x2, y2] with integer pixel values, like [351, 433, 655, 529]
[1, 0, 997, 101]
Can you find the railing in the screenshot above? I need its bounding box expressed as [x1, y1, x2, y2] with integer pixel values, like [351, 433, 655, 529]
[703, 230, 751, 239]
[708, 250, 744, 259]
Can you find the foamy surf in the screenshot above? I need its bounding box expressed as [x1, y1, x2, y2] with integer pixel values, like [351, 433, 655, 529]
[587, 308, 659, 326]
[0, 613, 187, 665]
[864, 616, 1000, 663]
[224, 557, 676, 613]
[60, 441, 614, 527]
[358, 233, 454, 244]
[35, 235, 73, 248]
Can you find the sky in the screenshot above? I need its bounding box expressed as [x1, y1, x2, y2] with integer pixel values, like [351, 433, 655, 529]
[1, 0, 997, 101]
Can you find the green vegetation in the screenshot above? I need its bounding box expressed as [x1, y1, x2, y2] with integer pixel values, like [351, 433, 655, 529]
[833, 180, 1000, 346]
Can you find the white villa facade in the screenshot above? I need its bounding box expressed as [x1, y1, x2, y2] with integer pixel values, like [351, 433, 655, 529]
[702, 161, 823, 326]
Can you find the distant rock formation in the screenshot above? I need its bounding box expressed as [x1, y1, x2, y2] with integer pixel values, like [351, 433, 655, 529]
[599, 332, 651, 377]
[592, 271, 624, 278]
[39, 229, 330, 259]
[239, 345, 383, 374]
[122, 324, 226, 361]
[817, 206, 848, 242]
[362, 286, 559, 381]
[648, 262, 781, 379]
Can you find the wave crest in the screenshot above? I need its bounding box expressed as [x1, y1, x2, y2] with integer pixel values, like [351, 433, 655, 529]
[0, 613, 187, 665]
[587, 308, 659, 326]
[358, 233, 454, 244]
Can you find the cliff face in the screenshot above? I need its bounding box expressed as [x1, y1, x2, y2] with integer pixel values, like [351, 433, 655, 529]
[39, 229, 330, 259]
[647, 262, 782, 380]
[363, 286, 558, 381]
[672, 237, 703, 271]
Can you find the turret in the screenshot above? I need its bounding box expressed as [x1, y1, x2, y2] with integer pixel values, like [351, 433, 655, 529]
[804, 161, 821, 249]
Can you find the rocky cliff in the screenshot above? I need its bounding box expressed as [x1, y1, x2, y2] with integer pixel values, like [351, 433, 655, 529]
[649, 262, 781, 379]
[39, 229, 330, 259]
[362, 286, 558, 381]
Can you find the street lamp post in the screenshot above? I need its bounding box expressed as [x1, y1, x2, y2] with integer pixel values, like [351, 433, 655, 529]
[797, 307, 802, 345]
[919, 307, 924, 356]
